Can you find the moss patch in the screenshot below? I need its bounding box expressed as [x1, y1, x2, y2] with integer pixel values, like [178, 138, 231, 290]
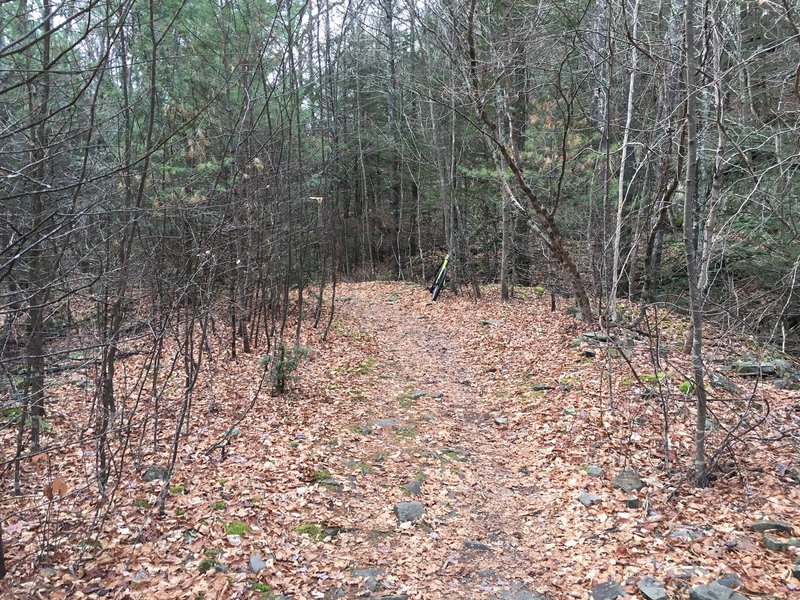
[294, 523, 329, 540]
[224, 521, 251, 536]
[312, 469, 333, 482]
[396, 425, 418, 440]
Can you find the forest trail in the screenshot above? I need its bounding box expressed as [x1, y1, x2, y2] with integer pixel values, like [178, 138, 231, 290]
[4, 282, 798, 600]
[319, 283, 565, 598]
[295, 281, 582, 599]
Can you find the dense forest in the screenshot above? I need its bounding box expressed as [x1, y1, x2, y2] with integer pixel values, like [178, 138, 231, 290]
[1, 0, 799, 595]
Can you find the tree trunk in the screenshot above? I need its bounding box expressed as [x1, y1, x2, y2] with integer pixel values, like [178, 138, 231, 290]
[683, 0, 709, 486]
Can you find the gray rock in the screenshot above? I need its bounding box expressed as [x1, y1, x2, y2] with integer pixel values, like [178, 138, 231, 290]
[715, 573, 742, 590]
[464, 540, 491, 551]
[248, 554, 266, 574]
[591, 580, 625, 600]
[142, 464, 168, 482]
[586, 465, 604, 478]
[352, 567, 384, 578]
[751, 520, 793, 533]
[442, 448, 470, 460]
[373, 418, 401, 428]
[394, 501, 425, 523]
[637, 576, 666, 600]
[711, 373, 741, 395]
[613, 469, 644, 492]
[317, 478, 344, 492]
[763, 534, 789, 551]
[480, 319, 503, 327]
[792, 564, 800, 580]
[491, 584, 547, 600]
[579, 492, 602, 507]
[609, 346, 632, 360]
[494, 416, 508, 425]
[774, 359, 792, 375]
[352, 567, 384, 592]
[531, 383, 554, 391]
[689, 581, 747, 600]
[373, 596, 408, 600]
[583, 332, 612, 342]
[669, 565, 709, 580]
[670, 526, 705, 541]
[775, 379, 790, 390]
[410, 389, 428, 398]
[626, 496, 641, 509]
[730, 361, 776, 377]
[401, 478, 423, 496]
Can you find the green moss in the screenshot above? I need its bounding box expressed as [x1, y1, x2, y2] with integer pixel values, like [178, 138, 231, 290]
[176, 508, 187, 517]
[441, 448, 469, 460]
[640, 372, 667, 384]
[133, 498, 149, 509]
[198, 558, 226, 573]
[211, 500, 226, 511]
[224, 521, 251, 536]
[250, 583, 275, 598]
[170, 484, 187, 494]
[349, 461, 372, 474]
[679, 380, 696, 394]
[396, 426, 417, 440]
[397, 393, 415, 408]
[294, 523, 328, 540]
[367, 529, 396, 540]
[337, 356, 380, 376]
[311, 469, 332, 482]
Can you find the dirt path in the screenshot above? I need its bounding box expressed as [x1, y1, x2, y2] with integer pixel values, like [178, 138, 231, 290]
[292, 282, 590, 599]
